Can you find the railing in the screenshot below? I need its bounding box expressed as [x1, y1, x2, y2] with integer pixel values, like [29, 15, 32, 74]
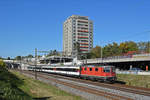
[82, 53, 150, 63]
[116, 70, 150, 75]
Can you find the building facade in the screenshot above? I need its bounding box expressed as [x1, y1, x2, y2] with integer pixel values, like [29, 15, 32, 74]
[63, 15, 93, 56]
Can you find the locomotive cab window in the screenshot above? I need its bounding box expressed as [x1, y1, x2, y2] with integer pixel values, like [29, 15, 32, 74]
[84, 68, 87, 71]
[95, 68, 98, 71]
[104, 67, 111, 73]
[90, 68, 92, 71]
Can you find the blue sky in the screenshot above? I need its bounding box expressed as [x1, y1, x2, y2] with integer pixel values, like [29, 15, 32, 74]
[0, 0, 150, 58]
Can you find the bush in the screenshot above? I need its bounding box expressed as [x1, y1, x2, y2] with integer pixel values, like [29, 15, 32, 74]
[0, 59, 6, 68]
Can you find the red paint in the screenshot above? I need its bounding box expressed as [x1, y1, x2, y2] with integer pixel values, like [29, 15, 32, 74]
[146, 65, 148, 71]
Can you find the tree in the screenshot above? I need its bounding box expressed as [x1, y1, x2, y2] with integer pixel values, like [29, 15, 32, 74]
[137, 41, 150, 53]
[0, 59, 6, 67]
[126, 41, 138, 52]
[27, 54, 33, 58]
[47, 50, 53, 56]
[111, 42, 122, 56]
[119, 41, 138, 55]
[53, 50, 60, 56]
[145, 41, 150, 53]
[47, 50, 60, 57]
[15, 56, 21, 60]
[7, 57, 11, 60]
[74, 42, 81, 59]
[85, 41, 148, 58]
[138, 42, 147, 53]
[90, 46, 102, 58]
[119, 42, 128, 54]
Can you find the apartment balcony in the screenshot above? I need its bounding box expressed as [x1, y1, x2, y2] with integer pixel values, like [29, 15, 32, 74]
[80, 49, 89, 51]
[78, 20, 88, 23]
[78, 30, 89, 32]
[80, 43, 89, 45]
[78, 36, 88, 38]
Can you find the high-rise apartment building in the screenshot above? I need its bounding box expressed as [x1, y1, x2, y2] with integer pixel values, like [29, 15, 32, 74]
[63, 15, 93, 56]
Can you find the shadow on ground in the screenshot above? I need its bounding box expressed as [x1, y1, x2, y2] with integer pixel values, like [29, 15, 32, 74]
[32, 97, 51, 100]
[115, 80, 126, 84]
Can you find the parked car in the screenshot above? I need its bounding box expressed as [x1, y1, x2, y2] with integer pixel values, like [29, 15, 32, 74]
[129, 68, 143, 72]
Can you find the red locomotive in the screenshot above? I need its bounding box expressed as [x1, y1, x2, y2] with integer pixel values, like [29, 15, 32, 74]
[80, 65, 116, 82]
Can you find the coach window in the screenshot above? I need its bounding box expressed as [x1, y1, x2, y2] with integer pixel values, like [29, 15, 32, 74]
[90, 68, 92, 71]
[95, 68, 98, 71]
[84, 68, 87, 71]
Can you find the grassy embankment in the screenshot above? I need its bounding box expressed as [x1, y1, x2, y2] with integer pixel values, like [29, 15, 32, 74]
[117, 74, 150, 88]
[12, 71, 84, 100]
[0, 59, 31, 100]
[0, 59, 84, 100]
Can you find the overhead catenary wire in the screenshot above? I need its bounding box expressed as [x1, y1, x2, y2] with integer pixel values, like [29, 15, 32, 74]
[98, 30, 150, 46]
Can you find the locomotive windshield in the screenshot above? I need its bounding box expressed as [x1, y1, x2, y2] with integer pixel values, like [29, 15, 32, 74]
[104, 67, 111, 72]
[104, 66, 115, 73]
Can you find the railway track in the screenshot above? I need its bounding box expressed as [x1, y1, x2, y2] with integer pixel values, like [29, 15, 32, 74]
[17, 70, 133, 100]
[31, 71, 150, 97]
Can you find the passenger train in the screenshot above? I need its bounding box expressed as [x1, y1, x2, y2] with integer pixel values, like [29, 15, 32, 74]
[27, 64, 116, 82]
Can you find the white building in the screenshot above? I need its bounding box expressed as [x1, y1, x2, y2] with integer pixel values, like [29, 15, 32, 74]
[63, 15, 93, 56]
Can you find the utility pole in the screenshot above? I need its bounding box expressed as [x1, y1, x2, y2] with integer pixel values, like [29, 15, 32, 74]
[20, 56, 22, 70]
[35, 48, 37, 79]
[148, 41, 150, 53]
[101, 46, 103, 63]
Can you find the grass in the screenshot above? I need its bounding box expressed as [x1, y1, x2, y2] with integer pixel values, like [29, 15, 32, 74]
[11, 71, 84, 100]
[117, 74, 150, 88]
[0, 67, 32, 100]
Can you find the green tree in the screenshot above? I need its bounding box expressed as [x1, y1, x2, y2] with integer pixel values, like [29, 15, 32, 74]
[0, 59, 6, 67]
[47, 50, 60, 57]
[74, 42, 81, 59]
[90, 46, 102, 58]
[119, 41, 138, 55]
[111, 42, 121, 56]
[27, 54, 33, 58]
[119, 42, 128, 54]
[138, 41, 147, 53]
[126, 41, 138, 51]
[15, 56, 21, 60]
[137, 41, 150, 53]
[145, 41, 150, 53]
[7, 57, 11, 60]
[47, 50, 53, 56]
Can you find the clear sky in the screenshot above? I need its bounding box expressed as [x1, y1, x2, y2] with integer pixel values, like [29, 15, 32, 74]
[0, 0, 150, 58]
